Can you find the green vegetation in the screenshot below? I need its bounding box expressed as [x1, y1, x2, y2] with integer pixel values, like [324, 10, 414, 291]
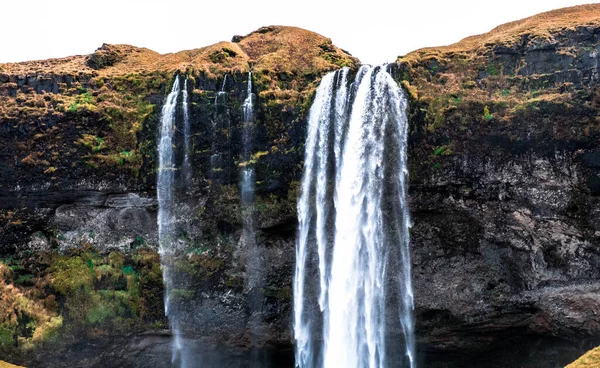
[49, 257, 94, 295]
[48, 251, 143, 330]
[487, 62, 499, 76]
[67, 88, 95, 113]
[0, 248, 166, 353]
[433, 145, 453, 156]
[483, 105, 493, 121]
[0, 262, 63, 350]
[209, 47, 239, 63]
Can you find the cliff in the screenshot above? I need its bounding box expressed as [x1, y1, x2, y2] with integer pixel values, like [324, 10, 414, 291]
[0, 26, 357, 366]
[0, 5, 599, 367]
[397, 4, 600, 365]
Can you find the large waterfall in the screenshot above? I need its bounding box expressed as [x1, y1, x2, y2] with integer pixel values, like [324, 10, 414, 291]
[294, 66, 415, 368]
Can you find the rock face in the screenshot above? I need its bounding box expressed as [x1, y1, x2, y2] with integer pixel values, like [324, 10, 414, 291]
[0, 6, 599, 367]
[0, 25, 357, 366]
[397, 4, 600, 363]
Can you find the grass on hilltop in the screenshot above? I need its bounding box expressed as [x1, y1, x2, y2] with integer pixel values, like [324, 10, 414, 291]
[566, 346, 600, 368]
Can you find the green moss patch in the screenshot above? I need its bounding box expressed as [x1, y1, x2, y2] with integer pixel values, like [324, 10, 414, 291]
[0, 248, 166, 355]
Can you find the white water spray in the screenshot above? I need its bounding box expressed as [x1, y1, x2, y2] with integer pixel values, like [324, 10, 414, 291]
[157, 75, 184, 365]
[294, 66, 415, 368]
[182, 77, 192, 186]
[241, 71, 257, 286]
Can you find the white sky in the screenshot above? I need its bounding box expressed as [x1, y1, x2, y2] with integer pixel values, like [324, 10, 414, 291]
[0, 0, 598, 65]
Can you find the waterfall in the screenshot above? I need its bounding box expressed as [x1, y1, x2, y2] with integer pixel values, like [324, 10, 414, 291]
[243, 72, 254, 123]
[294, 66, 415, 368]
[157, 75, 185, 365]
[212, 74, 230, 179]
[181, 76, 192, 186]
[241, 71, 255, 216]
[240, 71, 264, 367]
[215, 74, 228, 105]
[157, 74, 180, 262]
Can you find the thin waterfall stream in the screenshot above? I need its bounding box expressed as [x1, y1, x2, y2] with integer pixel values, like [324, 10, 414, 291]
[181, 76, 192, 186]
[241, 71, 256, 268]
[157, 75, 185, 366]
[157, 74, 194, 367]
[156, 71, 267, 368]
[294, 66, 415, 368]
[211, 74, 230, 179]
[240, 71, 267, 366]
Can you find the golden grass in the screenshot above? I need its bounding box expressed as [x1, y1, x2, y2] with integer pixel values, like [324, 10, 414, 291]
[395, 4, 600, 131]
[237, 26, 357, 73]
[0, 360, 24, 368]
[0, 25, 356, 81]
[404, 4, 600, 59]
[0, 26, 356, 125]
[0, 263, 62, 349]
[566, 346, 600, 368]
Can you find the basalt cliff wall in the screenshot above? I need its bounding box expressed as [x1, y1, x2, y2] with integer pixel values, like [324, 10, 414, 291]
[397, 4, 600, 365]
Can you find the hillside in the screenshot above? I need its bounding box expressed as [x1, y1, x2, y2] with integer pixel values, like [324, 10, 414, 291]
[398, 3, 600, 131]
[0, 26, 357, 182]
[568, 346, 600, 367]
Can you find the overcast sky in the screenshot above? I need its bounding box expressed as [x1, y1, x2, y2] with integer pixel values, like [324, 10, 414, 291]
[1, 0, 598, 65]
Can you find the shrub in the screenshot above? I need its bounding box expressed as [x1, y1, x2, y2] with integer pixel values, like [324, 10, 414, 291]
[483, 105, 493, 121]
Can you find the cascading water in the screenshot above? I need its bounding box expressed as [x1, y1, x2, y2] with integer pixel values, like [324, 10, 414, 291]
[240, 71, 265, 367]
[215, 74, 228, 105]
[211, 74, 230, 178]
[157, 75, 185, 365]
[294, 66, 415, 368]
[241, 71, 255, 222]
[181, 76, 192, 186]
[240, 70, 259, 285]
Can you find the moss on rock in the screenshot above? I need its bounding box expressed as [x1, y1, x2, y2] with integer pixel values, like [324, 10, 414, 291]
[0, 248, 166, 357]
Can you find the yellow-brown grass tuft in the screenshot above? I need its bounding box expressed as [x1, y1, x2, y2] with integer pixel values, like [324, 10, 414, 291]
[566, 346, 600, 368]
